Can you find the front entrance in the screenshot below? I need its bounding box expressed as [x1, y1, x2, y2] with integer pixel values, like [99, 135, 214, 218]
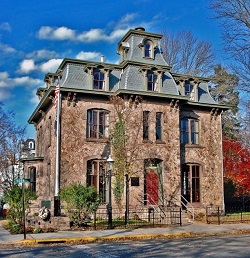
[144, 159, 163, 205]
[145, 168, 159, 205]
[181, 164, 200, 204]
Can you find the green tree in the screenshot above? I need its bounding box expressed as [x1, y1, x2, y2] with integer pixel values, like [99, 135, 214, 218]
[4, 185, 37, 232]
[209, 65, 240, 137]
[109, 95, 145, 211]
[60, 183, 100, 227]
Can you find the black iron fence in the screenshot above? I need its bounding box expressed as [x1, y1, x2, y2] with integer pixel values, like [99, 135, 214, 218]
[80, 207, 182, 230]
[206, 205, 250, 224]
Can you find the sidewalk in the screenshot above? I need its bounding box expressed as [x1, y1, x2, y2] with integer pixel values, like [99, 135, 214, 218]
[1, 221, 250, 245]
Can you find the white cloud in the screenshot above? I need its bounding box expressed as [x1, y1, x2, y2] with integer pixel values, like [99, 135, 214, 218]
[0, 71, 42, 88]
[30, 89, 40, 104]
[0, 22, 11, 32]
[19, 59, 37, 74]
[0, 89, 12, 100]
[0, 71, 9, 81]
[40, 59, 63, 73]
[12, 76, 42, 86]
[109, 28, 130, 41]
[77, 29, 107, 42]
[38, 25, 132, 43]
[0, 42, 16, 53]
[37, 14, 139, 43]
[38, 26, 75, 40]
[75, 51, 101, 61]
[26, 49, 58, 61]
[0, 71, 43, 100]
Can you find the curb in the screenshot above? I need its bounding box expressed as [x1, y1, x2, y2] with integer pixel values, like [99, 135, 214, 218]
[15, 232, 191, 245]
[8, 228, 250, 246]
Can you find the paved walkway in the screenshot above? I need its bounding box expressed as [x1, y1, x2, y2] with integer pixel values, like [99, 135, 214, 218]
[1, 221, 250, 245]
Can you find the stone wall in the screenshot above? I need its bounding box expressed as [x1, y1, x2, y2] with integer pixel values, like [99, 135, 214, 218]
[24, 93, 224, 223]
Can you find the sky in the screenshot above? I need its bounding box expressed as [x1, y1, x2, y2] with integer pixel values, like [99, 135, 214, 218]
[0, 0, 223, 138]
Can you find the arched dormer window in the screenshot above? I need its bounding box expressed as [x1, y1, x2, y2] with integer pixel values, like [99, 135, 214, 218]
[143, 40, 154, 59]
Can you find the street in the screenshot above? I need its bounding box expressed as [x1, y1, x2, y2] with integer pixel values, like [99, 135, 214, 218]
[0, 234, 250, 257]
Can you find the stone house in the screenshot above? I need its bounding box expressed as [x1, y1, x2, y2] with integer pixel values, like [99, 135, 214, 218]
[22, 27, 227, 225]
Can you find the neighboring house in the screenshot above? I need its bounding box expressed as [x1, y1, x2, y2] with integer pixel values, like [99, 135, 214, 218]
[22, 27, 227, 226]
[20, 139, 36, 159]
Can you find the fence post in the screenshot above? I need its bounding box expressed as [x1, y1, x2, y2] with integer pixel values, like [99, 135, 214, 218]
[217, 206, 220, 225]
[153, 209, 155, 227]
[94, 211, 96, 230]
[180, 208, 182, 226]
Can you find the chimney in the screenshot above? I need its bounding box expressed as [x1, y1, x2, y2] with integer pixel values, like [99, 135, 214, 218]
[135, 27, 145, 31]
[101, 55, 105, 63]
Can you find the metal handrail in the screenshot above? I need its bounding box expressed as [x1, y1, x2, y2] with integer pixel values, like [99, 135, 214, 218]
[180, 195, 195, 221]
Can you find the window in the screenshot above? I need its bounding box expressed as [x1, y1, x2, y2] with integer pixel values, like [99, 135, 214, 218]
[29, 167, 36, 193]
[181, 164, 200, 203]
[181, 118, 199, 145]
[143, 111, 149, 140]
[156, 112, 163, 141]
[184, 83, 193, 96]
[28, 141, 34, 150]
[93, 71, 105, 90]
[87, 160, 106, 203]
[147, 73, 157, 91]
[144, 40, 153, 58]
[87, 109, 109, 139]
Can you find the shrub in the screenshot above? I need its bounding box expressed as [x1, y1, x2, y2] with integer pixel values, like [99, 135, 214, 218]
[60, 183, 100, 227]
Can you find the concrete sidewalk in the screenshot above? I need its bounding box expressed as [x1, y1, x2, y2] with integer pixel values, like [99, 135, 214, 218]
[1, 221, 250, 245]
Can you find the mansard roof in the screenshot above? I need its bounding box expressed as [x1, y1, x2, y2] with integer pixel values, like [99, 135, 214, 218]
[29, 27, 229, 124]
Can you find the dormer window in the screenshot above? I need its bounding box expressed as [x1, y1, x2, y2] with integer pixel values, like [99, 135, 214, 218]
[93, 71, 105, 90]
[176, 80, 198, 101]
[145, 40, 152, 58]
[143, 40, 154, 59]
[147, 73, 158, 91]
[185, 83, 194, 97]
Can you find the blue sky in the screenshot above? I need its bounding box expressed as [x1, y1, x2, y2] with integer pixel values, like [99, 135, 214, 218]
[0, 0, 222, 138]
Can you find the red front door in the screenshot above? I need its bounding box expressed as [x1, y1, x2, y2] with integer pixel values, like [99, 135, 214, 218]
[146, 169, 158, 205]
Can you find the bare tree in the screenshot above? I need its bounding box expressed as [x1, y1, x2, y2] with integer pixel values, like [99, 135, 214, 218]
[0, 103, 26, 195]
[209, 0, 250, 92]
[239, 98, 250, 148]
[161, 30, 216, 76]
